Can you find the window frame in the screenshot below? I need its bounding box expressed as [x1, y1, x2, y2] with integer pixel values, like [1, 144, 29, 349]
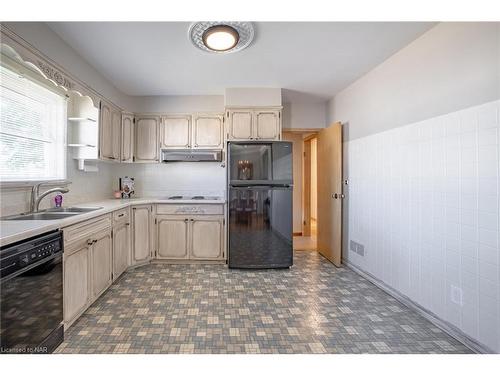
[0, 55, 69, 186]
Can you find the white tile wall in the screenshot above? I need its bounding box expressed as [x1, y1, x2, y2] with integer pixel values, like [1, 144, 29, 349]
[110, 162, 226, 198]
[345, 100, 500, 353]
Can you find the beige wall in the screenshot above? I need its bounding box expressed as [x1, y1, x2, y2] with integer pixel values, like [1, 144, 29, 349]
[282, 132, 303, 234]
[328, 22, 500, 141]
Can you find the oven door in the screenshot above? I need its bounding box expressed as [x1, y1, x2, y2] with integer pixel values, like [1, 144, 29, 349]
[0, 253, 63, 354]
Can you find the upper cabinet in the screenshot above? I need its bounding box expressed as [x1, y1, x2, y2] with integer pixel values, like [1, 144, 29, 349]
[97, 109, 227, 164]
[226, 107, 281, 141]
[99, 101, 121, 161]
[160, 115, 191, 149]
[160, 113, 224, 150]
[192, 114, 224, 149]
[134, 116, 160, 163]
[120, 113, 134, 163]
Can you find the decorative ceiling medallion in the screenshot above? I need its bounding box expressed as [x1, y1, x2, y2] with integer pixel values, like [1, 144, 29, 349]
[189, 22, 254, 54]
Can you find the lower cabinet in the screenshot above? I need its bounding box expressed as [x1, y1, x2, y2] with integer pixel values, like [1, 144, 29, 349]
[132, 205, 152, 264]
[157, 216, 189, 259]
[190, 216, 224, 260]
[113, 222, 130, 279]
[91, 229, 113, 299]
[156, 214, 224, 260]
[63, 216, 112, 328]
[64, 241, 91, 326]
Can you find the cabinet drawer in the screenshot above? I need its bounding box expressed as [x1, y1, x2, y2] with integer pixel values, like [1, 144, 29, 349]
[156, 204, 223, 215]
[63, 214, 112, 245]
[113, 208, 129, 224]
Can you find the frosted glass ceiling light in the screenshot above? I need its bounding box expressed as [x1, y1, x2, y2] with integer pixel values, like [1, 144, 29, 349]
[203, 25, 239, 51]
[189, 22, 254, 54]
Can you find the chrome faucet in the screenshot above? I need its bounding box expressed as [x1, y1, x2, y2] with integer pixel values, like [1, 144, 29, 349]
[30, 183, 69, 213]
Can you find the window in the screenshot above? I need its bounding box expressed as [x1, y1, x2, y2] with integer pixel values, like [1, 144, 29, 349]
[0, 64, 67, 182]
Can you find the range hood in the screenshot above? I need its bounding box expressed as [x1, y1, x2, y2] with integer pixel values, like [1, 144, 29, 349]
[161, 149, 223, 162]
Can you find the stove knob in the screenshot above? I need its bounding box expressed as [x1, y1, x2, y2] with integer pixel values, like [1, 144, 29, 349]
[20, 255, 29, 265]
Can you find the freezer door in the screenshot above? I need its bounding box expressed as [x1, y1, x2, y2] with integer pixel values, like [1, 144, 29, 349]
[228, 186, 293, 268]
[228, 142, 292, 185]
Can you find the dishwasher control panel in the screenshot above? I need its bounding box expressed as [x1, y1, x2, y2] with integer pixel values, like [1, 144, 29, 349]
[0, 230, 63, 278]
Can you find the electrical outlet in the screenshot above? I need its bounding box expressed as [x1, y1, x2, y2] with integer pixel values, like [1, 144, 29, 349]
[450, 285, 463, 306]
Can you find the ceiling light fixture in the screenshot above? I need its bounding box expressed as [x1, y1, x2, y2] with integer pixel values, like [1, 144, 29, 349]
[202, 25, 239, 52]
[189, 22, 254, 54]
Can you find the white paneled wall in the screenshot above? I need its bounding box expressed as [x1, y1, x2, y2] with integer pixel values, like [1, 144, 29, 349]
[345, 100, 500, 352]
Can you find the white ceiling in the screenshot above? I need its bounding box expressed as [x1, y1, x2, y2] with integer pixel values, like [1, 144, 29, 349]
[47, 22, 435, 99]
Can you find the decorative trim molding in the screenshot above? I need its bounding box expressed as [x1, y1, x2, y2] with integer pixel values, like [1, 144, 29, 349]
[342, 258, 494, 354]
[0, 23, 121, 110]
[36, 60, 73, 90]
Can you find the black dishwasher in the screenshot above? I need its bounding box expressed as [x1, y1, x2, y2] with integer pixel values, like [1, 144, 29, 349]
[0, 230, 64, 354]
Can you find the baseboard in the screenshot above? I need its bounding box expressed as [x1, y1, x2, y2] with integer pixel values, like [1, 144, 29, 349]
[343, 259, 494, 354]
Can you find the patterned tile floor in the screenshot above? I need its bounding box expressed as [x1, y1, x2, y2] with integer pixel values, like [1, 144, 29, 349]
[56, 251, 472, 354]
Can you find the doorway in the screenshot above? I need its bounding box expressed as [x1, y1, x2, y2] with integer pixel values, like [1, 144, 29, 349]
[282, 131, 318, 251]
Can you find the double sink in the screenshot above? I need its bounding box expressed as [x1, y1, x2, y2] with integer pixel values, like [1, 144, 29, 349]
[3, 207, 103, 221]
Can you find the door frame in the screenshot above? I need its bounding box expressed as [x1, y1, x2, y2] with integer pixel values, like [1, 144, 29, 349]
[302, 133, 317, 237]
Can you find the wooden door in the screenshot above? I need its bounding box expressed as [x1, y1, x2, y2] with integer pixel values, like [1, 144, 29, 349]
[121, 113, 134, 162]
[160, 115, 191, 149]
[91, 229, 113, 298]
[192, 114, 223, 149]
[99, 101, 113, 160]
[132, 205, 151, 263]
[190, 216, 223, 260]
[113, 223, 130, 279]
[64, 243, 90, 325]
[228, 110, 253, 140]
[135, 116, 159, 162]
[254, 110, 281, 140]
[317, 122, 343, 266]
[157, 216, 189, 259]
[111, 109, 122, 160]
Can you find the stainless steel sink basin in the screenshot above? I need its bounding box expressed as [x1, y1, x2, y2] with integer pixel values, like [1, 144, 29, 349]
[46, 207, 103, 213]
[2, 207, 102, 220]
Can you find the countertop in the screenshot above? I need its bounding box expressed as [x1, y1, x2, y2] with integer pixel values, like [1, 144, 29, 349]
[0, 197, 225, 247]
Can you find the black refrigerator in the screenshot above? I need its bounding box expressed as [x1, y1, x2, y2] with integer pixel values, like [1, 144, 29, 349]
[227, 141, 293, 269]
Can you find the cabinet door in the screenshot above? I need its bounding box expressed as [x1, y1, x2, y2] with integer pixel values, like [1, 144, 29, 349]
[190, 216, 223, 260]
[111, 109, 122, 160]
[132, 205, 151, 263]
[160, 115, 191, 149]
[157, 216, 189, 259]
[192, 114, 223, 149]
[121, 113, 134, 162]
[64, 243, 90, 325]
[99, 101, 113, 160]
[228, 110, 253, 140]
[135, 116, 159, 162]
[91, 229, 113, 299]
[113, 223, 130, 279]
[255, 110, 281, 140]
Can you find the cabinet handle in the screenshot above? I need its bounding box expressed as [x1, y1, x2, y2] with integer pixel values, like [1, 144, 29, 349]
[184, 218, 189, 222]
[93, 239, 97, 244]
[125, 223, 130, 226]
[87, 239, 93, 246]
[118, 213, 124, 217]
